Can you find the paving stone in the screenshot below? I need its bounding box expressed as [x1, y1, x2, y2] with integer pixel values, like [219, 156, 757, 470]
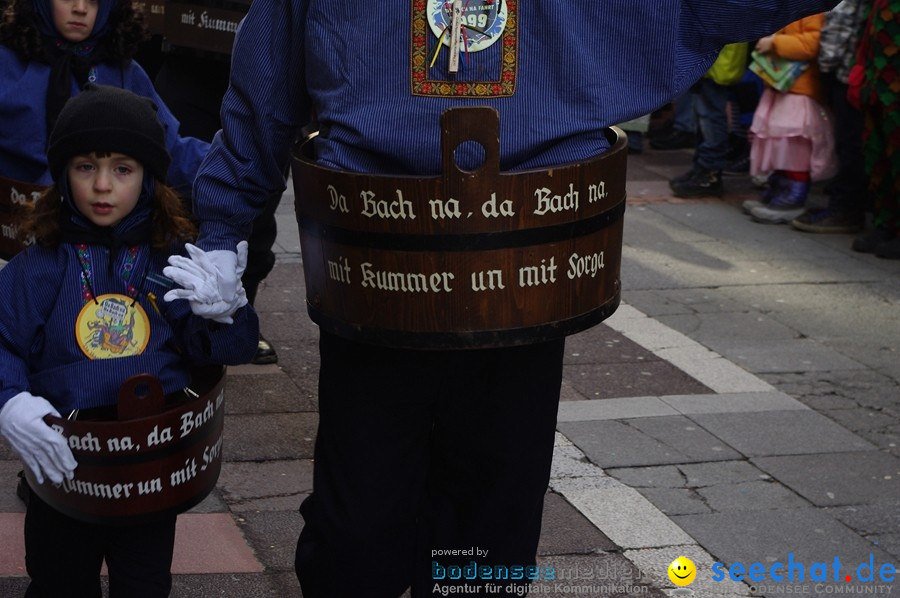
[605, 310, 702, 352]
[564, 324, 659, 366]
[696, 480, 809, 512]
[268, 340, 321, 389]
[690, 410, 876, 457]
[820, 407, 899, 433]
[704, 338, 867, 374]
[551, 476, 694, 548]
[870, 533, 900, 561]
[639, 288, 748, 315]
[654, 346, 775, 394]
[606, 465, 686, 488]
[223, 413, 318, 461]
[0, 578, 28, 594]
[225, 373, 317, 413]
[0, 513, 24, 576]
[535, 553, 668, 597]
[253, 263, 306, 310]
[752, 452, 900, 507]
[617, 290, 697, 317]
[172, 513, 264, 574]
[172, 572, 302, 598]
[560, 420, 697, 468]
[626, 416, 743, 462]
[557, 397, 679, 422]
[0, 440, 15, 461]
[218, 460, 313, 512]
[537, 492, 618, 556]
[661, 392, 807, 415]
[186, 487, 228, 513]
[825, 502, 900, 539]
[626, 545, 753, 597]
[671, 509, 900, 595]
[235, 510, 305, 573]
[656, 312, 799, 343]
[256, 310, 321, 344]
[558, 380, 587, 402]
[550, 440, 608, 480]
[564, 361, 710, 400]
[0, 462, 25, 513]
[678, 461, 771, 488]
[636, 487, 712, 516]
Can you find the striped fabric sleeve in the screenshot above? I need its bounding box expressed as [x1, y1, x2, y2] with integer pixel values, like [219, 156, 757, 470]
[192, 0, 311, 250]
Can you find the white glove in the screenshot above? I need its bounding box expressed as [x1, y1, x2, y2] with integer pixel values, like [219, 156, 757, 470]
[163, 241, 249, 324]
[0, 392, 77, 485]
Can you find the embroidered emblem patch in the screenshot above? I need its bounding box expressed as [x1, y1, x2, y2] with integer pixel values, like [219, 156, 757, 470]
[411, 0, 518, 97]
[76, 294, 150, 359]
[427, 0, 507, 52]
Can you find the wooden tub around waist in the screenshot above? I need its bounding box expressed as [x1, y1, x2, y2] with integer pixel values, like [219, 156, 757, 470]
[24, 366, 226, 525]
[0, 175, 45, 261]
[290, 107, 627, 349]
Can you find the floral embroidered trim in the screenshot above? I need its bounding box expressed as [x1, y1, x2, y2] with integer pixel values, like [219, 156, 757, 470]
[410, 0, 518, 98]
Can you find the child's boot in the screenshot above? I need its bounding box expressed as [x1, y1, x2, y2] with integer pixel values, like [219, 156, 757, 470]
[750, 178, 809, 224]
[742, 171, 785, 214]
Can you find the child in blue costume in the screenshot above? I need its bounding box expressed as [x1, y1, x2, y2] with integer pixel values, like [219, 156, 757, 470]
[187, 2, 842, 596]
[0, 84, 258, 597]
[0, 0, 207, 197]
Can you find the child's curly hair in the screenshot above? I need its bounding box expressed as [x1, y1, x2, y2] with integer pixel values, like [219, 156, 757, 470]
[0, 0, 147, 64]
[19, 178, 197, 252]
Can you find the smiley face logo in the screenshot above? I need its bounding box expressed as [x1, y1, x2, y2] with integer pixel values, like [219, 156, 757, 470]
[668, 556, 697, 586]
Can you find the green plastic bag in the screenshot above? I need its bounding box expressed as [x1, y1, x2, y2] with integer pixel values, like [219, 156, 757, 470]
[705, 42, 750, 86]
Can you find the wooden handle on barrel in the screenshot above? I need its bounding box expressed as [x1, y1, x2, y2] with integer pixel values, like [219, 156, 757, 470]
[441, 106, 501, 189]
[117, 373, 166, 421]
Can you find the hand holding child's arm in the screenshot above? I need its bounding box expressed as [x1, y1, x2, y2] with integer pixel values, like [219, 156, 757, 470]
[0, 392, 77, 484]
[163, 241, 249, 324]
[755, 35, 775, 54]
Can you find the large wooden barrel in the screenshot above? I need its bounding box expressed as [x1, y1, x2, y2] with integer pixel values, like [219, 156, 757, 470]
[290, 107, 626, 349]
[24, 366, 226, 525]
[0, 175, 46, 261]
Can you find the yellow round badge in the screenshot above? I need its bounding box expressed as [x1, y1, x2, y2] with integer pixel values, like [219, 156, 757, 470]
[76, 294, 150, 359]
[668, 556, 697, 586]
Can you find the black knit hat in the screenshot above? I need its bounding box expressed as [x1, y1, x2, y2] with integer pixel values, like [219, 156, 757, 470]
[47, 84, 171, 182]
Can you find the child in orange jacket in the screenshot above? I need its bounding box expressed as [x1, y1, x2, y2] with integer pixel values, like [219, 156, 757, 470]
[746, 13, 838, 224]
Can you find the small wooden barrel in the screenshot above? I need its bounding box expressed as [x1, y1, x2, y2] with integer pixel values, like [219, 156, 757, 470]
[24, 366, 226, 525]
[162, 1, 247, 55]
[0, 175, 45, 261]
[290, 107, 627, 349]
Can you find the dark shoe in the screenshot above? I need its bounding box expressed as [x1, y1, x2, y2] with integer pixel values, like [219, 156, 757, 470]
[791, 208, 864, 234]
[650, 129, 697, 151]
[852, 227, 894, 253]
[751, 179, 809, 224]
[670, 168, 723, 198]
[874, 237, 900, 260]
[252, 335, 278, 365]
[723, 153, 750, 176]
[742, 172, 786, 214]
[670, 164, 703, 186]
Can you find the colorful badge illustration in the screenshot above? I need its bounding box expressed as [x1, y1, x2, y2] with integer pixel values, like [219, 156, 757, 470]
[427, 0, 508, 53]
[76, 293, 150, 359]
[668, 556, 697, 587]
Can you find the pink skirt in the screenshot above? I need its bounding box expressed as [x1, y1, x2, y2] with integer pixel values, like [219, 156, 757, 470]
[749, 88, 838, 181]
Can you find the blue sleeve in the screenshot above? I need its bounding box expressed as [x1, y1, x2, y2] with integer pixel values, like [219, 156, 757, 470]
[125, 61, 211, 199]
[192, 0, 310, 250]
[164, 297, 260, 366]
[0, 251, 61, 408]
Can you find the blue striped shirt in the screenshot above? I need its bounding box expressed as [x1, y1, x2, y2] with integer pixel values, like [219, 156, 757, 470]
[194, 0, 839, 248]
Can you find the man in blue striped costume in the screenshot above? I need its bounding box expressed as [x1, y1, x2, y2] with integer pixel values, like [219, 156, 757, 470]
[189, 2, 839, 595]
